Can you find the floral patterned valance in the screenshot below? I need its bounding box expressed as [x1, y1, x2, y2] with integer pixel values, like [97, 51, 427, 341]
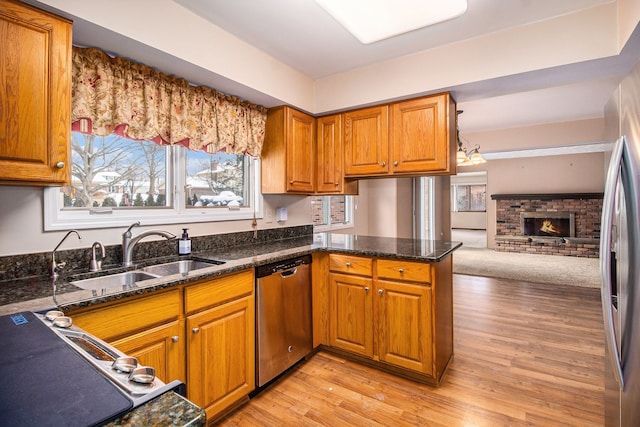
[71, 47, 267, 156]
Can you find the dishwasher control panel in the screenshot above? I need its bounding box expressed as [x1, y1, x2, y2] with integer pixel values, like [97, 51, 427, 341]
[256, 254, 311, 277]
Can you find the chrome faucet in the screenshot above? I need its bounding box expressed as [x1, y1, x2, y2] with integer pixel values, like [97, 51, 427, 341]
[122, 221, 176, 267]
[90, 241, 106, 272]
[51, 230, 82, 278]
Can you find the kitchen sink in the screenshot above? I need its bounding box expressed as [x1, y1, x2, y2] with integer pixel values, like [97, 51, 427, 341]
[141, 259, 224, 276]
[70, 259, 225, 292]
[70, 271, 159, 291]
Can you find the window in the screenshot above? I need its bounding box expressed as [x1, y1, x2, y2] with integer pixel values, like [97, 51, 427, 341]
[311, 195, 353, 230]
[452, 184, 486, 212]
[44, 133, 262, 230]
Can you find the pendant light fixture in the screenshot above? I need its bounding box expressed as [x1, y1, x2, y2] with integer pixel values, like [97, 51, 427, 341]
[456, 110, 486, 166]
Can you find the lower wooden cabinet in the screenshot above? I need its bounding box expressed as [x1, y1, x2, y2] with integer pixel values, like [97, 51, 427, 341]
[319, 254, 453, 386]
[329, 272, 373, 357]
[186, 294, 255, 420]
[110, 320, 185, 384]
[377, 279, 433, 375]
[68, 269, 256, 421]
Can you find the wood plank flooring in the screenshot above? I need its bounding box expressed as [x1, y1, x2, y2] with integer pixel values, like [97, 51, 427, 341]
[217, 274, 605, 426]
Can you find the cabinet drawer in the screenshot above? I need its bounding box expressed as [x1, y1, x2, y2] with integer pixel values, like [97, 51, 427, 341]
[71, 289, 182, 341]
[329, 254, 372, 276]
[377, 259, 431, 284]
[185, 269, 254, 314]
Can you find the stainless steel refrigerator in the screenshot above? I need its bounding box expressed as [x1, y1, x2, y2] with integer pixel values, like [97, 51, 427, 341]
[601, 59, 640, 427]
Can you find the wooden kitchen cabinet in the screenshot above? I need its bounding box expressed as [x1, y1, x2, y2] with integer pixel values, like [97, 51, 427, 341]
[69, 269, 257, 421]
[344, 105, 389, 177]
[377, 259, 434, 375]
[329, 272, 373, 357]
[316, 114, 358, 195]
[185, 270, 255, 421]
[323, 253, 453, 386]
[344, 93, 456, 178]
[390, 94, 457, 175]
[0, 0, 72, 185]
[69, 289, 186, 383]
[110, 320, 185, 384]
[261, 106, 315, 193]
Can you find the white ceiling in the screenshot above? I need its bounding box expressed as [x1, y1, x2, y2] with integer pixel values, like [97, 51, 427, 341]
[170, 0, 639, 133]
[26, 0, 640, 135]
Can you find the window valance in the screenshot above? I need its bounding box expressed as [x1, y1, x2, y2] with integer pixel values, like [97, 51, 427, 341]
[71, 47, 267, 156]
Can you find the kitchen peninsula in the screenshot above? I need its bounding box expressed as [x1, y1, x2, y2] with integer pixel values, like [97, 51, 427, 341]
[0, 229, 460, 422]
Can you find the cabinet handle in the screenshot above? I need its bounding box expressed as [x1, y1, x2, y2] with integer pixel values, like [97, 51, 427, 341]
[398, 268, 404, 273]
[364, 287, 369, 292]
[345, 262, 351, 267]
[394, 161, 398, 166]
[192, 327, 200, 334]
[381, 161, 386, 167]
[55, 162, 65, 169]
[335, 182, 339, 186]
[171, 336, 179, 343]
[378, 289, 384, 295]
[290, 180, 294, 184]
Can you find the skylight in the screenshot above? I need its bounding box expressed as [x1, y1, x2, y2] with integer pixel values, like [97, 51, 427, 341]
[314, 0, 468, 44]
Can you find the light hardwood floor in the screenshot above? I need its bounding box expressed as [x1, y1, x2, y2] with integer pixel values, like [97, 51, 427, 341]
[217, 274, 604, 426]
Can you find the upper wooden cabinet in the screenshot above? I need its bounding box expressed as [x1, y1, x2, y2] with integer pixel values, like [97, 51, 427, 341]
[344, 105, 389, 176]
[261, 106, 316, 194]
[316, 114, 359, 194]
[390, 94, 456, 175]
[0, 0, 72, 185]
[344, 93, 457, 178]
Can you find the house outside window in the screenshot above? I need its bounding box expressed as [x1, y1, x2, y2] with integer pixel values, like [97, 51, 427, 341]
[312, 195, 353, 230]
[44, 133, 261, 230]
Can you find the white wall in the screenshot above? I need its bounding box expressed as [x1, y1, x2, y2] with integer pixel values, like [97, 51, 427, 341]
[0, 187, 311, 257]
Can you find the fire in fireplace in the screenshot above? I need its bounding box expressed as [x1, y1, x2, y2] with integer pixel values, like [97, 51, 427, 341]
[520, 212, 575, 237]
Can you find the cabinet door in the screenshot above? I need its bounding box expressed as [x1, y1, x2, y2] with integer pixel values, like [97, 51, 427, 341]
[344, 106, 389, 176]
[0, 1, 71, 185]
[286, 108, 315, 192]
[187, 295, 255, 420]
[377, 279, 433, 375]
[390, 94, 454, 174]
[316, 114, 343, 193]
[329, 273, 373, 357]
[110, 320, 185, 384]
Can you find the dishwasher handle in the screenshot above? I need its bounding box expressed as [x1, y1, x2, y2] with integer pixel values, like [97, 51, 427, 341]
[280, 267, 297, 278]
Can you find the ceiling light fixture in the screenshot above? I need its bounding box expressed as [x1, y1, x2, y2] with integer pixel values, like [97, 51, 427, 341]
[313, 0, 468, 44]
[456, 110, 486, 167]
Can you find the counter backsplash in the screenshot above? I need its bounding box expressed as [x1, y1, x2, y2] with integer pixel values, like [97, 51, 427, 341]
[0, 225, 313, 283]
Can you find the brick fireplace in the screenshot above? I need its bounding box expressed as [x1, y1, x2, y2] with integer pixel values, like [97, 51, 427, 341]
[491, 193, 602, 258]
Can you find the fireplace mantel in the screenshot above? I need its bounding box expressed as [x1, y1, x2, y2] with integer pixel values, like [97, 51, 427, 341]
[491, 193, 603, 200]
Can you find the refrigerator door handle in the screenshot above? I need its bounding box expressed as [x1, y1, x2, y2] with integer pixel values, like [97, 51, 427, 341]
[601, 135, 625, 390]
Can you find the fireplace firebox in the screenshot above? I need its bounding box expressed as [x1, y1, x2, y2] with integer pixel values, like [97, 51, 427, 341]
[520, 212, 575, 238]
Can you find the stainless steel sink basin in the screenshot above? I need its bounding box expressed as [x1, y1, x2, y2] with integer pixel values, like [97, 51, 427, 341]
[141, 259, 224, 276]
[71, 271, 159, 291]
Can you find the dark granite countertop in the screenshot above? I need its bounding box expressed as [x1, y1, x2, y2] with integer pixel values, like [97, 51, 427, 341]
[107, 391, 205, 427]
[0, 233, 461, 315]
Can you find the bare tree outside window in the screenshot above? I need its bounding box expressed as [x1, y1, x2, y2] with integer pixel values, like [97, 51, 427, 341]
[61, 133, 168, 209]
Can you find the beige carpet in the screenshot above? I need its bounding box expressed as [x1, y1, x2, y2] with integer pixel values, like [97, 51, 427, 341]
[452, 247, 601, 288]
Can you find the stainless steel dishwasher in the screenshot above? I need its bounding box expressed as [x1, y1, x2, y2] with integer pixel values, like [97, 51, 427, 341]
[255, 255, 312, 387]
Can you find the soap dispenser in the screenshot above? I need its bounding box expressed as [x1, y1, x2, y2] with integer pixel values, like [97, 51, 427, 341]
[179, 228, 191, 255]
